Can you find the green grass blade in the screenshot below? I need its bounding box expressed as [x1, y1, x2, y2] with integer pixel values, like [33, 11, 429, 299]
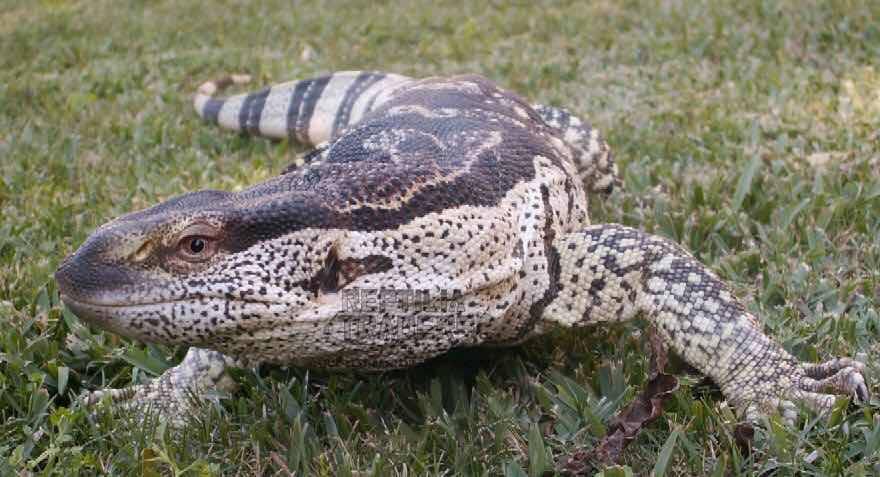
[652, 428, 680, 477]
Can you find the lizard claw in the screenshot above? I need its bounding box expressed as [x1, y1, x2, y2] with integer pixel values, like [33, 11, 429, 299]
[738, 356, 869, 427]
[79, 348, 239, 425]
[82, 386, 134, 405]
[802, 358, 869, 402]
[79, 375, 202, 426]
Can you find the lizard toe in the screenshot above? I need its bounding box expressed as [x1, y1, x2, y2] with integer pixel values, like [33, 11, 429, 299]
[727, 356, 869, 426]
[79, 381, 198, 426]
[778, 400, 799, 427]
[795, 390, 838, 414]
[798, 365, 869, 403]
[744, 399, 798, 427]
[803, 357, 866, 379]
[81, 386, 136, 406]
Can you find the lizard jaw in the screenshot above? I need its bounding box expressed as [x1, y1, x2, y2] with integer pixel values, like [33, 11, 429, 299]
[58, 294, 161, 341]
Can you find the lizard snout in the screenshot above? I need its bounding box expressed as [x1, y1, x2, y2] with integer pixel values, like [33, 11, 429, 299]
[55, 232, 147, 307]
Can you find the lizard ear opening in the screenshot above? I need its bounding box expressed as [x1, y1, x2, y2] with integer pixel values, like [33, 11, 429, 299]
[310, 247, 341, 296]
[309, 246, 395, 298]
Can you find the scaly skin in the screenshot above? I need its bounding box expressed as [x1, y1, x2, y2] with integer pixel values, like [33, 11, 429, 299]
[56, 71, 867, 429]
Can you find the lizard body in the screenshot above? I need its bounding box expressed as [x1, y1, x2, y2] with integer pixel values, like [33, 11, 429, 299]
[56, 71, 867, 426]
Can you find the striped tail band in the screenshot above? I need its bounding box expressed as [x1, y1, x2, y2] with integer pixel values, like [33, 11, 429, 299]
[192, 71, 411, 146]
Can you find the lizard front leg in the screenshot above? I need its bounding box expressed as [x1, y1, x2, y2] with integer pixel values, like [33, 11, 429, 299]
[545, 224, 868, 423]
[84, 347, 242, 425]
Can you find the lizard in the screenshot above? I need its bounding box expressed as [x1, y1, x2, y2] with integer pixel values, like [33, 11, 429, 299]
[55, 70, 868, 430]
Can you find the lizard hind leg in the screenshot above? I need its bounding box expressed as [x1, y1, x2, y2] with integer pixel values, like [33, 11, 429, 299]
[532, 104, 618, 194]
[544, 224, 868, 424]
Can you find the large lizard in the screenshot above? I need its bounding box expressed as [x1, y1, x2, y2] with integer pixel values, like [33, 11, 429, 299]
[55, 71, 868, 429]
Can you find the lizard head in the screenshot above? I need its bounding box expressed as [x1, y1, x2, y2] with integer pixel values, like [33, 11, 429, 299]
[54, 182, 349, 348]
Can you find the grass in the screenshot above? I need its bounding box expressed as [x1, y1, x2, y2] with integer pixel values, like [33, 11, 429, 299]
[1, 0, 879, 474]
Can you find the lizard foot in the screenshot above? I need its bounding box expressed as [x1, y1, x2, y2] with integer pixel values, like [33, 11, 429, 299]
[738, 357, 868, 426]
[81, 348, 238, 425]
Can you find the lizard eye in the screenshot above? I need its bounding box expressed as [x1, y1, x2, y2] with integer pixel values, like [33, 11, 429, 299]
[176, 235, 218, 262]
[189, 237, 206, 254]
[171, 222, 223, 266]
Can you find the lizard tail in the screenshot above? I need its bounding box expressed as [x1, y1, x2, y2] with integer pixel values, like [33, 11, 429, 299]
[192, 71, 411, 146]
[193, 73, 253, 130]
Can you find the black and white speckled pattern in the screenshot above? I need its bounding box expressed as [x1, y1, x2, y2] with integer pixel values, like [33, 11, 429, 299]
[56, 71, 867, 424]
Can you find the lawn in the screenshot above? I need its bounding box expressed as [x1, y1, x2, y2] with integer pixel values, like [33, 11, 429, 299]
[1, 0, 879, 474]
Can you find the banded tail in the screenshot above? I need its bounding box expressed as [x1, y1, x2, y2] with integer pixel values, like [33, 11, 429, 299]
[193, 71, 411, 146]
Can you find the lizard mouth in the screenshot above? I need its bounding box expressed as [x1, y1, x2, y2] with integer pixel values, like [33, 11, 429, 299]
[58, 294, 211, 345]
[58, 294, 160, 339]
[60, 294, 164, 309]
[59, 293, 171, 318]
[58, 287, 176, 315]
[59, 292, 311, 345]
